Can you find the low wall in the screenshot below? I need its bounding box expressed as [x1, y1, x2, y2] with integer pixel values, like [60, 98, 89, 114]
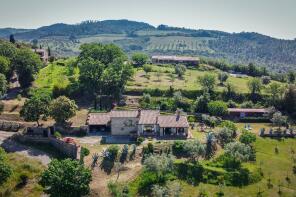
[16, 135, 79, 159]
[259, 130, 295, 138]
[50, 137, 79, 159]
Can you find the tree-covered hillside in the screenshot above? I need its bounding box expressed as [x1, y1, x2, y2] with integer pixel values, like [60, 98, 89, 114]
[1, 20, 296, 73]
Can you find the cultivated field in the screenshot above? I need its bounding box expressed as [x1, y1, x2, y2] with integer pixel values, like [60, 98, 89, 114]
[127, 64, 282, 94]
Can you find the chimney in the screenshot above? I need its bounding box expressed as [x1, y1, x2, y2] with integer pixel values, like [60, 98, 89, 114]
[176, 109, 181, 121]
[137, 108, 142, 118]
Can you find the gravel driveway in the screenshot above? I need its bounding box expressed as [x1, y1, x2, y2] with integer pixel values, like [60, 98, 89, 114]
[0, 131, 51, 165]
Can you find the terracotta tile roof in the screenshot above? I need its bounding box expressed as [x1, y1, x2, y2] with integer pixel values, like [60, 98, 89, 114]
[110, 110, 139, 118]
[157, 115, 189, 128]
[138, 110, 160, 124]
[228, 108, 268, 113]
[87, 113, 110, 125]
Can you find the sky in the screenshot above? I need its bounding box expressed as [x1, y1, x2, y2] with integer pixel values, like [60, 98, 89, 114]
[0, 0, 295, 39]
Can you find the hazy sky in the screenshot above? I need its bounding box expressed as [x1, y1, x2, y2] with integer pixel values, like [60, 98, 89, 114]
[0, 0, 295, 39]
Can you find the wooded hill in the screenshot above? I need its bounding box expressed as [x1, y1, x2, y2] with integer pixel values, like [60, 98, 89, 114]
[1, 20, 296, 73]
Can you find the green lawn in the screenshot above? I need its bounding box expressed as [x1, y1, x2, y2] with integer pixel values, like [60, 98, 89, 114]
[126, 65, 282, 94]
[0, 153, 45, 197]
[34, 59, 79, 94]
[179, 137, 296, 197]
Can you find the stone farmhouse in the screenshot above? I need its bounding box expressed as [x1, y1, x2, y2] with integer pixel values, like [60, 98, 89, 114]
[87, 109, 189, 138]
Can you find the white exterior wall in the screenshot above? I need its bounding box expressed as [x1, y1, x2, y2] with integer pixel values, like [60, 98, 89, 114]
[111, 117, 138, 135]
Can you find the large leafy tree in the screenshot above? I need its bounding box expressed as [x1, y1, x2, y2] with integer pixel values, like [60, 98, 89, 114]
[197, 73, 216, 94]
[271, 111, 288, 129]
[205, 132, 217, 159]
[40, 159, 92, 197]
[78, 43, 125, 65]
[132, 52, 149, 66]
[101, 57, 134, 100]
[247, 78, 262, 102]
[78, 57, 105, 108]
[282, 85, 296, 118]
[239, 131, 256, 145]
[20, 95, 50, 126]
[49, 96, 78, 124]
[78, 43, 133, 109]
[175, 64, 186, 78]
[218, 72, 228, 85]
[184, 140, 206, 162]
[224, 142, 252, 162]
[266, 82, 284, 106]
[13, 48, 43, 88]
[194, 91, 210, 113]
[217, 127, 236, 147]
[143, 154, 174, 177]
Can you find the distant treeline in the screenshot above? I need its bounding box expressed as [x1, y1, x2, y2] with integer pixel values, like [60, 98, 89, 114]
[200, 58, 293, 82]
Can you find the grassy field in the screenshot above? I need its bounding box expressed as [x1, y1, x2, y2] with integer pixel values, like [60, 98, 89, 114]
[34, 58, 79, 94]
[127, 64, 281, 94]
[0, 153, 45, 197]
[178, 137, 296, 197]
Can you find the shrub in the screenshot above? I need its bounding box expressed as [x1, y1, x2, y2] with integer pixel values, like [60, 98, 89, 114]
[175, 162, 204, 184]
[224, 142, 253, 162]
[0, 161, 12, 185]
[187, 115, 196, 123]
[136, 136, 145, 145]
[120, 144, 129, 164]
[81, 147, 90, 157]
[132, 53, 149, 67]
[175, 64, 186, 78]
[216, 154, 242, 170]
[201, 114, 221, 128]
[261, 76, 271, 85]
[129, 144, 136, 161]
[143, 64, 153, 73]
[138, 171, 159, 194]
[40, 159, 92, 197]
[239, 131, 256, 145]
[217, 127, 236, 146]
[220, 120, 237, 133]
[143, 154, 174, 176]
[208, 101, 228, 117]
[52, 84, 68, 98]
[53, 131, 62, 138]
[225, 168, 251, 186]
[106, 145, 119, 161]
[142, 93, 151, 103]
[227, 100, 237, 108]
[172, 141, 186, 157]
[107, 181, 122, 197]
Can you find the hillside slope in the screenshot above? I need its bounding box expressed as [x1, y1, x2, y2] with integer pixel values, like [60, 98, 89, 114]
[1, 20, 296, 72]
